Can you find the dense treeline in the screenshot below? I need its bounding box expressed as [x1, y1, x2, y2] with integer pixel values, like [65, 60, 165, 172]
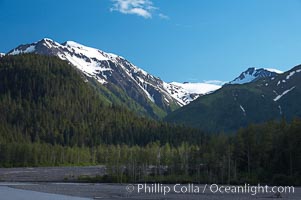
[0, 55, 300, 185]
[1, 120, 300, 185]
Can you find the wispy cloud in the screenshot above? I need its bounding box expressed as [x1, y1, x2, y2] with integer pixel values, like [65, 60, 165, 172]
[158, 13, 169, 20]
[110, 0, 168, 19]
[203, 80, 227, 86]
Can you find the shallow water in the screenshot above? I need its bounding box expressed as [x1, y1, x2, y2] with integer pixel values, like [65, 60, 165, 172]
[0, 186, 91, 200]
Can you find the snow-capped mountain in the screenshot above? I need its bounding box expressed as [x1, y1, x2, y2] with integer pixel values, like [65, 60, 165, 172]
[8, 38, 177, 117]
[0, 53, 5, 58]
[7, 38, 219, 117]
[229, 67, 283, 84]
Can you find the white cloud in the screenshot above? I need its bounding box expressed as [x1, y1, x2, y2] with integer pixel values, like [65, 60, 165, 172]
[110, 0, 168, 19]
[110, 0, 155, 18]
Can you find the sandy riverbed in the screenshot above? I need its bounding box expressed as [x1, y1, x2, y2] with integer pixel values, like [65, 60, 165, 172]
[0, 167, 300, 199]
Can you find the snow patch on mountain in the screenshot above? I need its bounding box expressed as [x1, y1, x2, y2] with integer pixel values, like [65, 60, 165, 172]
[276, 69, 301, 87]
[0, 53, 5, 57]
[264, 68, 283, 74]
[239, 105, 246, 116]
[286, 69, 301, 80]
[9, 45, 36, 55]
[163, 82, 221, 105]
[171, 82, 221, 94]
[273, 86, 296, 102]
[278, 105, 282, 115]
[64, 41, 112, 61]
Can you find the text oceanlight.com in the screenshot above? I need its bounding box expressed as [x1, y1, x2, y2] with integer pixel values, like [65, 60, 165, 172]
[125, 183, 295, 196]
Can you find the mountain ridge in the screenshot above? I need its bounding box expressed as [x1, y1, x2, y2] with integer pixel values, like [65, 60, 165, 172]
[8, 39, 177, 118]
[7, 38, 221, 118]
[6, 38, 287, 122]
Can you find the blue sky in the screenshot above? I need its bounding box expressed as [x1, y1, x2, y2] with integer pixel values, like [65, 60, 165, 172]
[1, 0, 301, 83]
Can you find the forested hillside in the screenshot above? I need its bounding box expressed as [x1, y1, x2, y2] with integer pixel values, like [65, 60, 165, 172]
[0, 54, 203, 147]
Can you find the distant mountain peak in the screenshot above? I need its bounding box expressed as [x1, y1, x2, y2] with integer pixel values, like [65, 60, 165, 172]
[42, 38, 54, 42]
[8, 39, 123, 83]
[0, 53, 5, 57]
[229, 67, 282, 84]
